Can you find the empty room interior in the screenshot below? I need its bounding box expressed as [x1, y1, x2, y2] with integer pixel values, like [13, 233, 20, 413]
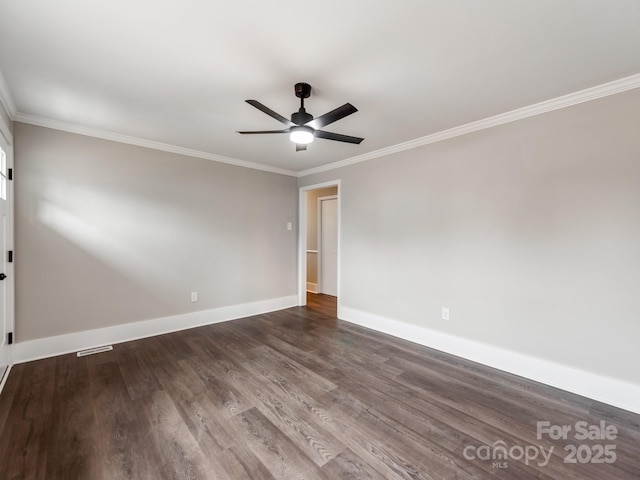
[1, 2, 639, 479]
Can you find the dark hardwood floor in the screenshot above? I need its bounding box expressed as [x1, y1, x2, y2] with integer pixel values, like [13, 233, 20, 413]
[306, 292, 337, 318]
[1, 294, 639, 479]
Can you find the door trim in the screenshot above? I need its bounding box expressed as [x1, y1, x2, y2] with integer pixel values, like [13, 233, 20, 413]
[298, 180, 341, 310]
[0, 119, 14, 388]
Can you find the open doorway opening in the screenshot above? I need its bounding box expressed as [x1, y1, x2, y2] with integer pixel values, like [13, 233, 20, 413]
[298, 181, 340, 318]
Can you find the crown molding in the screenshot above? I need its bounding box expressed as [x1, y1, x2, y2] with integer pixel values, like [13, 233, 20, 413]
[297, 73, 640, 177]
[0, 69, 17, 119]
[13, 113, 298, 177]
[7, 73, 640, 178]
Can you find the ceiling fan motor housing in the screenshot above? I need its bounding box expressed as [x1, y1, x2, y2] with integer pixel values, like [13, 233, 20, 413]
[291, 109, 313, 125]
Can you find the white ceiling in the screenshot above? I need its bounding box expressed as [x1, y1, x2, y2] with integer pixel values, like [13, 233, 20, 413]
[1, 1, 639, 175]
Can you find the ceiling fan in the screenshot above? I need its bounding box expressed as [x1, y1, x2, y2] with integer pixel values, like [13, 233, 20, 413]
[238, 82, 364, 151]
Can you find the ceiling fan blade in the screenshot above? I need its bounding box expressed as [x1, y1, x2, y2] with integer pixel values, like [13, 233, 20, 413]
[237, 129, 289, 134]
[296, 144, 307, 152]
[315, 130, 364, 144]
[306, 103, 358, 129]
[245, 100, 294, 127]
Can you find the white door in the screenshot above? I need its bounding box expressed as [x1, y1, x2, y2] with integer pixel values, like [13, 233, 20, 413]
[319, 197, 338, 297]
[0, 137, 11, 384]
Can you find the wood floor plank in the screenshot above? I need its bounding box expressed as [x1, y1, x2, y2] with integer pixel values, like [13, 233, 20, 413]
[332, 359, 578, 479]
[11, 356, 57, 420]
[321, 448, 390, 480]
[0, 365, 20, 433]
[262, 333, 338, 376]
[322, 388, 484, 480]
[87, 356, 167, 480]
[247, 376, 345, 466]
[115, 341, 164, 401]
[248, 344, 337, 393]
[216, 444, 278, 480]
[382, 344, 595, 424]
[143, 389, 213, 480]
[306, 293, 338, 318]
[44, 355, 98, 480]
[0, 359, 56, 480]
[190, 348, 346, 467]
[171, 363, 239, 452]
[323, 385, 555, 480]
[1, 417, 52, 480]
[189, 355, 254, 418]
[375, 334, 594, 413]
[0, 293, 638, 479]
[230, 407, 318, 479]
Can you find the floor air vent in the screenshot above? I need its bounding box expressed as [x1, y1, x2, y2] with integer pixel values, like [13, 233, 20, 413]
[76, 345, 113, 357]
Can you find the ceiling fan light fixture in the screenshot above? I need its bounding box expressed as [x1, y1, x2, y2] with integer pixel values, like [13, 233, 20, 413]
[289, 126, 314, 144]
[239, 83, 363, 151]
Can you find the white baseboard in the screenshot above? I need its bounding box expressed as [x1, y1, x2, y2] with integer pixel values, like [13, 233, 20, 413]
[340, 306, 640, 415]
[306, 283, 318, 293]
[13, 295, 298, 364]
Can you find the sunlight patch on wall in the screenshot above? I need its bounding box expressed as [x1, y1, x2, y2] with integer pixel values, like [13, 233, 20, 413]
[36, 180, 202, 295]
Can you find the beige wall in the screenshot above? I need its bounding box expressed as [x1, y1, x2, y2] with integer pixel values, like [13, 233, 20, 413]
[306, 187, 338, 285]
[15, 123, 298, 341]
[300, 88, 640, 385]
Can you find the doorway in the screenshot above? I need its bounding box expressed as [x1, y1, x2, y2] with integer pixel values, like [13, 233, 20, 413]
[298, 181, 340, 315]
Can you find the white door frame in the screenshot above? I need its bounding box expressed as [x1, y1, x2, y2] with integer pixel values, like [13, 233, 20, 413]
[298, 180, 341, 311]
[0, 116, 14, 393]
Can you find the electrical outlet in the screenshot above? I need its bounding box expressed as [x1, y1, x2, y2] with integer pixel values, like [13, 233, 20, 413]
[287, 222, 292, 231]
[191, 291, 198, 303]
[441, 307, 450, 321]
